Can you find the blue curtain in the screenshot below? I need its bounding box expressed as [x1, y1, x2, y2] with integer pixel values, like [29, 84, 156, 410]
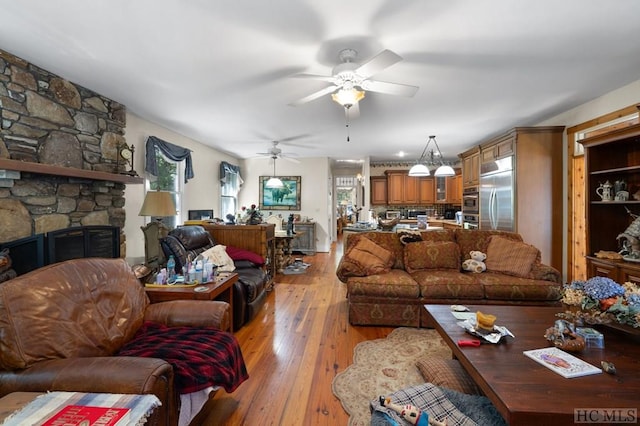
[145, 136, 194, 183]
[219, 161, 243, 185]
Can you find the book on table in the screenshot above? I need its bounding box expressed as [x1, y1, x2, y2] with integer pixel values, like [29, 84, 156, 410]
[42, 405, 130, 426]
[523, 346, 602, 378]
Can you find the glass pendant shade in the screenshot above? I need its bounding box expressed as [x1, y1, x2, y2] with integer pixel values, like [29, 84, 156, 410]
[266, 177, 284, 188]
[434, 164, 456, 177]
[408, 163, 431, 177]
[331, 88, 365, 108]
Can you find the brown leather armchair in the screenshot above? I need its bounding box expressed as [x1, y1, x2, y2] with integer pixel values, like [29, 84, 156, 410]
[0, 257, 232, 426]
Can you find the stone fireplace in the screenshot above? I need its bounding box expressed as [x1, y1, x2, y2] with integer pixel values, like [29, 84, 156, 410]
[0, 49, 139, 256]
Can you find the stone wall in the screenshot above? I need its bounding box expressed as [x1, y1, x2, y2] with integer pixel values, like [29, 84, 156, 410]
[0, 49, 129, 253]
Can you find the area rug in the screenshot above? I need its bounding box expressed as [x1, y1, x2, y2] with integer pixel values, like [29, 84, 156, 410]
[332, 327, 451, 426]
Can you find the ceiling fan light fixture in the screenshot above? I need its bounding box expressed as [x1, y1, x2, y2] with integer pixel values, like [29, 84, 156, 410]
[331, 88, 365, 108]
[408, 163, 431, 177]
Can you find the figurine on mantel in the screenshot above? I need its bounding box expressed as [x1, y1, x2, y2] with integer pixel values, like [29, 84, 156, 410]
[287, 213, 296, 236]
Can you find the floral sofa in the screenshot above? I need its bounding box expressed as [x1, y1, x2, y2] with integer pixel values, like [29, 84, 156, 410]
[336, 229, 562, 326]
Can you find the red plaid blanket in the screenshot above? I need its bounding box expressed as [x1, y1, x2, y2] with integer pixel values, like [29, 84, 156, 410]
[118, 321, 248, 393]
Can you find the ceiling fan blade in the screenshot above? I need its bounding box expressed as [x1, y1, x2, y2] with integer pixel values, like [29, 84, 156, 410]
[362, 79, 419, 97]
[289, 85, 339, 106]
[355, 49, 402, 78]
[291, 73, 336, 83]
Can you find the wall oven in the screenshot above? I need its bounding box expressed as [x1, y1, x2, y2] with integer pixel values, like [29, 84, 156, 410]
[462, 187, 479, 215]
[463, 214, 479, 229]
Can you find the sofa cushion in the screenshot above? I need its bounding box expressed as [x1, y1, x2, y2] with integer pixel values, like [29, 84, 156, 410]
[345, 232, 406, 270]
[226, 246, 265, 265]
[340, 236, 394, 277]
[404, 241, 460, 273]
[413, 270, 485, 299]
[346, 269, 419, 298]
[485, 236, 540, 278]
[201, 245, 236, 272]
[416, 358, 480, 395]
[478, 273, 563, 301]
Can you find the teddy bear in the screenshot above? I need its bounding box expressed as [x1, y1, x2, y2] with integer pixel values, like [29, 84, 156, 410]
[462, 250, 486, 273]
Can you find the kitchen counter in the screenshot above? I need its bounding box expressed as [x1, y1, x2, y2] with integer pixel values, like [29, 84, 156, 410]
[398, 219, 461, 229]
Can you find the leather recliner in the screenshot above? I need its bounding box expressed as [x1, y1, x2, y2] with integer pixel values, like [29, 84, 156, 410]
[0, 257, 232, 426]
[160, 225, 268, 330]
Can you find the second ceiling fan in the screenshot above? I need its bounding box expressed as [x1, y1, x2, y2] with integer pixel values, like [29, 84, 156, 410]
[290, 48, 419, 116]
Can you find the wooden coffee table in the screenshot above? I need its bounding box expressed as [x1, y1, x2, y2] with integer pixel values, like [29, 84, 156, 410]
[424, 304, 640, 426]
[145, 272, 238, 331]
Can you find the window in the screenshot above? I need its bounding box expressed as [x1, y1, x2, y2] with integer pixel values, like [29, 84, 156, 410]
[220, 162, 242, 220]
[147, 149, 182, 228]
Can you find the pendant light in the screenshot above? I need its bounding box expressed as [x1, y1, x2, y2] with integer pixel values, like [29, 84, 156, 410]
[265, 155, 284, 189]
[408, 135, 455, 177]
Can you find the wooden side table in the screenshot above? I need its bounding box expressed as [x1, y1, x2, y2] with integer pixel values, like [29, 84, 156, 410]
[145, 272, 238, 331]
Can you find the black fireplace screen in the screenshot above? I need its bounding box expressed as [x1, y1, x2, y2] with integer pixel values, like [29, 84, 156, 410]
[0, 226, 120, 276]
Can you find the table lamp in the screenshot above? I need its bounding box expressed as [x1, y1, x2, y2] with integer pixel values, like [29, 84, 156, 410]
[139, 191, 177, 271]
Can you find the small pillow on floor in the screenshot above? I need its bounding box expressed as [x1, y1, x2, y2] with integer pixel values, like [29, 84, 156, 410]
[416, 358, 480, 395]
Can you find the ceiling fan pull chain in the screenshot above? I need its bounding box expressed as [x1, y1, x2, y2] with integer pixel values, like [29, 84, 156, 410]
[345, 107, 351, 142]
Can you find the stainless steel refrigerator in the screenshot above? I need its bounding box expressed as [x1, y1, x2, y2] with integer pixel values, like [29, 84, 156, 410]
[480, 156, 514, 231]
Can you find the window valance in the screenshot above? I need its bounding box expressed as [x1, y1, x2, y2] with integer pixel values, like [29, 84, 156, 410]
[220, 161, 243, 186]
[145, 136, 194, 183]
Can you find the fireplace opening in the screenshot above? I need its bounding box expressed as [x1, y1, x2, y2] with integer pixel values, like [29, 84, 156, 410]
[0, 226, 120, 276]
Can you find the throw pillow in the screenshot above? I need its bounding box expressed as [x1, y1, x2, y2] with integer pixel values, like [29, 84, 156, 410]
[403, 241, 460, 273]
[339, 236, 394, 277]
[397, 229, 423, 245]
[225, 245, 265, 265]
[485, 235, 540, 278]
[416, 358, 480, 395]
[201, 245, 236, 272]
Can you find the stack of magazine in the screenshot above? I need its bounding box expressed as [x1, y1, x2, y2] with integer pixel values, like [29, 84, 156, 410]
[523, 347, 602, 378]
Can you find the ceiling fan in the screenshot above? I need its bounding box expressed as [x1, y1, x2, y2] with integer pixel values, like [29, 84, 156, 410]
[289, 48, 419, 115]
[256, 141, 300, 164]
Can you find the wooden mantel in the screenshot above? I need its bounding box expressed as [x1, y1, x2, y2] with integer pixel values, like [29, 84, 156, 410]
[0, 158, 144, 184]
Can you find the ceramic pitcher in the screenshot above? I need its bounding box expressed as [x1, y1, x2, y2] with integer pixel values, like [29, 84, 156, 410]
[596, 180, 614, 201]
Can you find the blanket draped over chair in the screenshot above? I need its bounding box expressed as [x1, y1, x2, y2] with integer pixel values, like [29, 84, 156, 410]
[118, 321, 249, 394]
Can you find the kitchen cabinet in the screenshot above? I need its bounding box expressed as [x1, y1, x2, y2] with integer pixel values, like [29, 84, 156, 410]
[480, 135, 514, 163]
[385, 171, 420, 205]
[580, 124, 640, 275]
[418, 177, 435, 204]
[460, 147, 480, 188]
[435, 177, 446, 203]
[290, 222, 316, 255]
[447, 174, 462, 205]
[370, 176, 387, 205]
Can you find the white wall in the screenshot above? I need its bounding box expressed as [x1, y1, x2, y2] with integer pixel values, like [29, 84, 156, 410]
[239, 157, 332, 252]
[124, 112, 239, 263]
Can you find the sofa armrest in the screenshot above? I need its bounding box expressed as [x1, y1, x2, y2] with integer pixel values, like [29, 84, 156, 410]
[145, 300, 231, 331]
[530, 263, 561, 283]
[0, 357, 176, 424]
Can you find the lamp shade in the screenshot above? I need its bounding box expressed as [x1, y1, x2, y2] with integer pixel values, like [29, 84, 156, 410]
[434, 164, 456, 177]
[408, 163, 431, 177]
[139, 191, 177, 217]
[265, 177, 284, 189]
[331, 88, 365, 108]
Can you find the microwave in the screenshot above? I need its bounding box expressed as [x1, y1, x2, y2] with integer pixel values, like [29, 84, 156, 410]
[462, 187, 479, 215]
[386, 210, 401, 219]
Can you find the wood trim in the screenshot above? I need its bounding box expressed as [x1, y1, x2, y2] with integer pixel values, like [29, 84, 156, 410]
[567, 104, 640, 134]
[0, 158, 144, 184]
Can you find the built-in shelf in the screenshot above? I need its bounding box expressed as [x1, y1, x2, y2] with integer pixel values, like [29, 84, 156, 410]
[0, 158, 144, 184]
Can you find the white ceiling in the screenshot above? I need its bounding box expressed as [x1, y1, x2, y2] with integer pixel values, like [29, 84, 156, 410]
[2, 0, 640, 166]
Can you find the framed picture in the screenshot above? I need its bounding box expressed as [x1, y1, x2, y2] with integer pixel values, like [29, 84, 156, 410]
[188, 209, 214, 220]
[259, 176, 301, 211]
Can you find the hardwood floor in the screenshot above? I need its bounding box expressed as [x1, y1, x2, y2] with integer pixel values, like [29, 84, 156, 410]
[205, 238, 394, 425]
